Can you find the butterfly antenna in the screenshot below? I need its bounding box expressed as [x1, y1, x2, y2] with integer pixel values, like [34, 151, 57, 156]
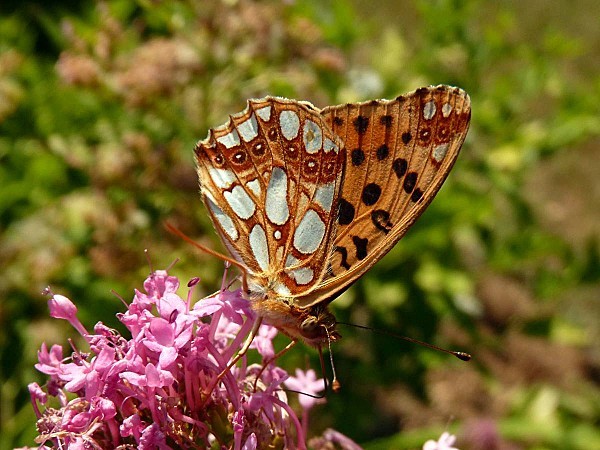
[337, 322, 471, 361]
[164, 221, 250, 292]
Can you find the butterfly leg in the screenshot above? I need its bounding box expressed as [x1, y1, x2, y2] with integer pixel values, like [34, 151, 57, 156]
[202, 316, 263, 399]
[220, 315, 262, 378]
[252, 338, 298, 392]
[235, 315, 263, 362]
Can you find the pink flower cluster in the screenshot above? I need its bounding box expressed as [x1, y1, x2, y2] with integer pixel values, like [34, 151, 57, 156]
[26, 269, 360, 449]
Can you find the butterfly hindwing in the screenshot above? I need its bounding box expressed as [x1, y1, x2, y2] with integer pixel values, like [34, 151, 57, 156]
[195, 97, 346, 298]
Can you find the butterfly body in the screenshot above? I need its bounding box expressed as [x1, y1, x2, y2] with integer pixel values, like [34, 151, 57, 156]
[195, 86, 471, 346]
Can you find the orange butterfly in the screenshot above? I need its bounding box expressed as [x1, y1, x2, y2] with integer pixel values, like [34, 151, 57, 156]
[194, 85, 471, 348]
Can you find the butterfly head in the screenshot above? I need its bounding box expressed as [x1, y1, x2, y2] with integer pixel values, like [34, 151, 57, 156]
[298, 304, 340, 346]
[248, 282, 340, 347]
[275, 303, 341, 347]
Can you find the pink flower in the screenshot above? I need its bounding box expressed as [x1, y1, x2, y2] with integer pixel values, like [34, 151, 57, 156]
[121, 362, 174, 388]
[309, 428, 363, 450]
[250, 324, 278, 359]
[242, 433, 257, 450]
[284, 368, 326, 411]
[24, 268, 359, 449]
[35, 343, 64, 376]
[62, 345, 116, 396]
[28, 383, 47, 404]
[47, 294, 88, 337]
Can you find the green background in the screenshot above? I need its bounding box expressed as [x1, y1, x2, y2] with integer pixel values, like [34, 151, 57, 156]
[1, 0, 599, 448]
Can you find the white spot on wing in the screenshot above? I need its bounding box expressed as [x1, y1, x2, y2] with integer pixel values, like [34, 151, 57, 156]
[266, 167, 290, 225]
[237, 114, 258, 142]
[224, 185, 256, 219]
[208, 167, 236, 189]
[315, 182, 335, 212]
[217, 128, 240, 148]
[247, 179, 261, 197]
[206, 196, 238, 240]
[285, 253, 300, 268]
[442, 102, 452, 117]
[323, 138, 339, 153]
[249, 224, 269, 272]
[285, 254, 314, 285]
[289, 267, 314, 285]
[279, 110, 300, 140]
[303, 120, 323, 154]
[274, 230, 282, 240]
[423, 100, 436, 120]
[274, 282, 291, 296]
[293, 209, 325, 254]
[256, 105, 271, 121]
[433, 143, 449, 162]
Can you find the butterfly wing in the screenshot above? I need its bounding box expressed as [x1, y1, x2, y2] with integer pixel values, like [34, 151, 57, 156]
[195, 97, 346, 299]
[299, 85, 471, 306]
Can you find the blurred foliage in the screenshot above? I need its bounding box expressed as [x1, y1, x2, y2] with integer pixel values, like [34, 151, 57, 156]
[1, 0, 599, 449]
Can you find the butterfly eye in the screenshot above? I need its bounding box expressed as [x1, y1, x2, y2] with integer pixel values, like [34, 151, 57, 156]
[300, 317, 323, 339]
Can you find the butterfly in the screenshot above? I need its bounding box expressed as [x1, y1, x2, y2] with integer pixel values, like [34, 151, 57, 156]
[194, 85, 471, 348]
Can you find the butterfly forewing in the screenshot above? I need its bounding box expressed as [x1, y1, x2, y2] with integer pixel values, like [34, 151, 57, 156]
[195, 97, 346, 298]
[309, 85, 471, 302]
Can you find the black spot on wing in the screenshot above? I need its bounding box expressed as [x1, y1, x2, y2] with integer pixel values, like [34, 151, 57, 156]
[338, 198, 355, 225]
[353, 116, 369, 134]
[403, 172, 418, 193]
[371, 209, 393, 234]
[376, 144, 389, 160]
[351, 148, 365, 166]
[393, 158, 408, 178]
[362, 183, 382, 206]
[411, 188, 423, 202]
[334, 246, 350, 270]
[352, 236, 368, 260]
[380, 115, 393, 127]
